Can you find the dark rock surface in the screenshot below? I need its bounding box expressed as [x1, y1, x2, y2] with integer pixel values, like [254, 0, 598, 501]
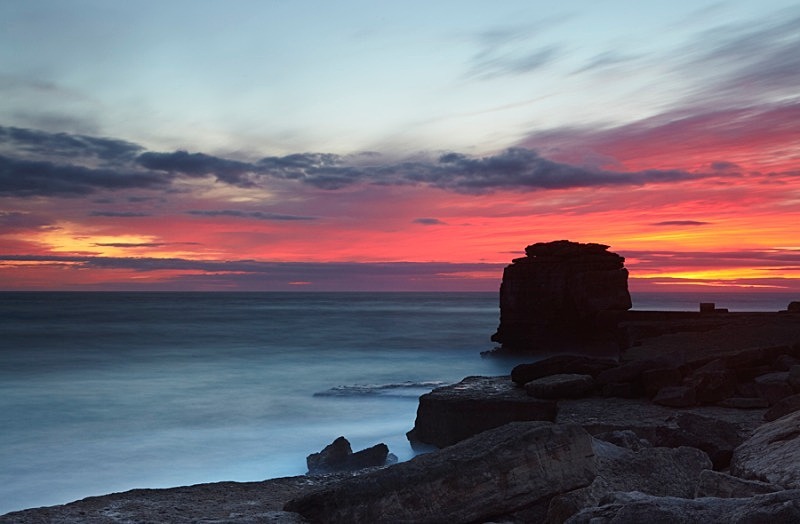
[305, 436, 392, 474]
[511, 355, 617, 385]
[731, 410, 800, 489]
[491, 240, 631, 351]
[406, 375, 556, 448]
[524, 373, 595, 399]
[0, 476, 336, 524]
[694, 469, 783, 498]
[566, 490, 800, 523]
[287, 422, 597, 524]
[546, 439, 711, 523]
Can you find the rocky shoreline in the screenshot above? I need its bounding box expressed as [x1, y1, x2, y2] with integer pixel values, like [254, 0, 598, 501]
[4, 241, 800, 523]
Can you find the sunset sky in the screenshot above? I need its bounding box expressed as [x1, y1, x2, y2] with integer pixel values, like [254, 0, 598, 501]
[1, 0, 799, 292]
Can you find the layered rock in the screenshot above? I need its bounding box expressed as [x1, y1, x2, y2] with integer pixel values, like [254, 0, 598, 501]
[287, 422, 597, 524]
[406, 375, 556, 448]
[491, 240, 632, 351]
[731, 410, 800, 488]
[546, 439, 711, 523]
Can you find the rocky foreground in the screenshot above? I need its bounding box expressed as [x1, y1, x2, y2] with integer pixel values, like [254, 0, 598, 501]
[4, 311, 800, 523]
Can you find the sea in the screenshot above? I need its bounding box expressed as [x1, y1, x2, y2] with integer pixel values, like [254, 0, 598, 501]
[0, 291, 796, 515]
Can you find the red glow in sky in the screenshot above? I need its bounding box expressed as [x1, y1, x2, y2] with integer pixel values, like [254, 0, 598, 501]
[1, 2, 799, 292]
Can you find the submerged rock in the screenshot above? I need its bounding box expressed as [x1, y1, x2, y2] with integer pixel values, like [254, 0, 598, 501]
[306, 436, 393, 474]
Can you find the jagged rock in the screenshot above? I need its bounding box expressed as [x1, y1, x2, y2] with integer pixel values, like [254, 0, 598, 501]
[764, 393, 800, 421]
[694, 469, 783, 498]
[755, 371, 793, 405]
[545, 439, 710, 523]
[566, 490, 800, 523]
[731, 409, 800, 488]
[491, 240, 631, 351]
[511, 355, 617, 385]
[286, 422, 597, 524]
[306, 436, 391, 474]
[406, 376, 557, 448]
[524, 374, 595, 399]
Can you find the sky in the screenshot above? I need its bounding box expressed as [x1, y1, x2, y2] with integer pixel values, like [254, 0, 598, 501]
[1, 0, 799, 292]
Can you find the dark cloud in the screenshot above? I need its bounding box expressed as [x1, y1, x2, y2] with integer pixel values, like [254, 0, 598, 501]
[1, 127, 709, 198]
[0, 211, 52, 230]
[0, 125, 143, 163]
[651, 220, 710, 227]
[186, 210, 318, 221]
[626, 249, 800, 270]
[136, 151, 258, 187]
[414, 218, 446, 225]
[89, 211, 151, 217]
[0, 154, 169, 197]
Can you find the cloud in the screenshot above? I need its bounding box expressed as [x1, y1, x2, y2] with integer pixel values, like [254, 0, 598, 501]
[186, 210, 318, 221]
[0, 154, 169, 197]
[468, 45, 560, 79]
[136, 150, 258, 187]
[89, 211, 151, 217]
[413, 218, 446, 225]
[686, 8, 800, 103]
[91, 242, 199, 248]
[1, 127, 712, 199]
[651, 220, 710, 227]
[520, 100, 800, 172]
[0, 125, 143, 163]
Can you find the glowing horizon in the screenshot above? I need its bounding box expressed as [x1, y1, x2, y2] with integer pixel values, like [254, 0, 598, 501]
[1, 1, 798, 292]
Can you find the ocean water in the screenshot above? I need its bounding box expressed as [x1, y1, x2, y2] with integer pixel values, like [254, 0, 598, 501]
[0, 291, 796, 515]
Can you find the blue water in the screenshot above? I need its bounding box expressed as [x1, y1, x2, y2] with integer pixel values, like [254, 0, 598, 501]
[0, 291, 795, 514]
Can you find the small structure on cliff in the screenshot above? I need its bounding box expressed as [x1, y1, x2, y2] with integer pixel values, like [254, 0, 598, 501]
[491, 240, 632, 351]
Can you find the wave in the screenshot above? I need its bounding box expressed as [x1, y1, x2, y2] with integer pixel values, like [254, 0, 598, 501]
[313, 381, 449, 398]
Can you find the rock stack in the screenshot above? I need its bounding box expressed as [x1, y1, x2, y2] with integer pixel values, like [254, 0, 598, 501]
[491, 240, 632, 351]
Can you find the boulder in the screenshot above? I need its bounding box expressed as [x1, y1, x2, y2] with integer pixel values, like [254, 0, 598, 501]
[511, 355, 617, 385]
[755, 371, 793, 405]
[787, 301, 800, 312]
[406, 376, 557, 448]
[306, 436, 392, 474]
[593, 430, 651, 452]
[764, 393, 800, 421]
[694, 469, 783, 498]
[491, 240, 631, 351]
[731, 409, 800, 488]
[566, 490, 800, 523]
[790, 364, 800, 390]
[286, 422, 597, 524]
[546, 439, 711, 523]
[556, 397, 764, 469]
[652, 385, 696, 407]
[641, 367, 684, 397]
[524, 374, 595, 399]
